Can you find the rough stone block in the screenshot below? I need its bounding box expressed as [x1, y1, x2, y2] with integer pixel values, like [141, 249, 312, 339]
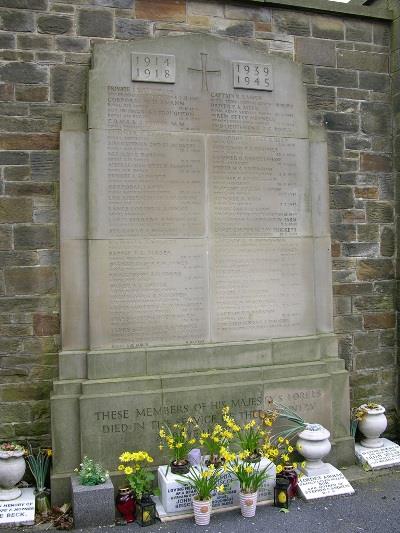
[0, 225, 11, 250]
[311, 15, 344, 40]
[353, 294, 393, 313]
[15, 85, 48, 102]
[71, 476, 115, 528]
[354, 187, 378, 200]
[380, 227, 394, 257]
[345, 136, 370, 151]
[0, 62, 48, 84]
[373, 23, 390, 46]
[359, 72, 389, 92]
[1, 9, 34, 32]
[136, 0, 186, 22]
[330, 186, 354, 209]
[51, 65, 87, 104]
[0, 0, 47, 8]
[0, 32, 14, 48]
[342, 243, 379, 257]
[361, 153, 391, 173]
[273, 8, 310, 36]
[115, 18, 152, 39]
[14, 224, 56, 249]
[357, 224, 379, 242]
[295, 37, 335, 67]
[3, 165, 31, 180]
[316, 67, 357, 88]
[17, 34, 52, 51]
[56, 36, 89, 53]
[5, 266, 57, 296]
[93, 0, 134, 6]
[337, 50, 388, 73]
[0, 197, 32, 223]
[0, 151, 28, 165]
[37, 15, 73, 35]
[331, 224, 356, 242]
[78, 8, 113, 37]
[225, 4, 271, 22]
[324, 112, 358, 133]
[307, 86, 335, 110]
[345, 20, 372, 43]
[31, 152, 59, 182]
[357, 258, 394, 281]
[33, 313, 59, 336]
[334, 315, 363, 333]
[364, 313, 395, 330]
[215, 20, 254, 38]
[361, 102, 391, 136]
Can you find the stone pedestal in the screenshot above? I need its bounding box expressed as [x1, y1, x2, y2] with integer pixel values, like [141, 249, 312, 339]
[71, 475, 115, 528]
[0, 488, 35, 527]
[355, 438, 400, 470]
[157, 459, 275, 516]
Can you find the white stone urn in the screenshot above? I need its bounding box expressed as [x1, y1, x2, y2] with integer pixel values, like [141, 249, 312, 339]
[358, 404, 387, 449]
[296, 423, 331, 476]
[0, 449, 26, 500]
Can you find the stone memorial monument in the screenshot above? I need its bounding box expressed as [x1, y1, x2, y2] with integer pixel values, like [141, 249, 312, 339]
[51, 34, 353, 503]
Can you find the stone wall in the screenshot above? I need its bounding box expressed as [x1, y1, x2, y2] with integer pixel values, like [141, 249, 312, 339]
[0, 0, 397, 445]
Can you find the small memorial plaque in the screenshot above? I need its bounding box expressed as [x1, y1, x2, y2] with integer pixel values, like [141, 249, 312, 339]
[132, 53, 175, 83]
[297, 467, 354, 501]
[355, 439, 400, 470]
[0, 488, 35, 526]
[232, 61, 273, 91]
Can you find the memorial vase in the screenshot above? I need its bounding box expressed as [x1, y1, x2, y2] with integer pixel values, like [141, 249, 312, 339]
[296, 424, 331, 475]
[0, 450, 25, 501]
[358, 405, 387, 449]
[192, 496, 212, 526]
[170, 460, 190, 475]
[239, 490, 258, 517]
[116, 487, 136, 523]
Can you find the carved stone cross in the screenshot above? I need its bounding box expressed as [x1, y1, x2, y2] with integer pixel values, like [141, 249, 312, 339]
[188, 52, 221, 92]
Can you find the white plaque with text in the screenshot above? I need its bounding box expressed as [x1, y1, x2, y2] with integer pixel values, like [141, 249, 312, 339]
[233, 61, 273, 91]
[0, 488, 35, 525]
[298, 467, 354, 500]
[355, 439, 400, 470]
[132, 53, 175, 83]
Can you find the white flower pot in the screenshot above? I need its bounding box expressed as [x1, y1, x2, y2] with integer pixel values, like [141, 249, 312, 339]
[358, 404, 387, 449]
[0, 450, 26, 500]
[192, 497, 212, 526]
[296, 423, 331, 475]
[239, 490, 258, 518]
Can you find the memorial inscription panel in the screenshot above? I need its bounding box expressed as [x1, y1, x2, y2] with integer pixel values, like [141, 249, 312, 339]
[88, 36, 322, 350]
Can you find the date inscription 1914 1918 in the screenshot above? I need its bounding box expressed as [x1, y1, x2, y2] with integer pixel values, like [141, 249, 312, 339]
[233, 61, 273, 91]
[131, 53, 175, 83]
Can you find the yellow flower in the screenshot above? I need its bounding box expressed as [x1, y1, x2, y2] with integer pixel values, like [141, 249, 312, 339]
[301, 461, 306, 468]
[147, 456, 154, 463]
[288, 446, 293, 453]
[276, 464, 283, 474]
[159, 429, 166, 438]
[216, 485, 225, 493]
[201, 432, 209, 439]
[124, 466, 133, 475]
[159, 445, 163, 450]
[293, 462, 298, 469]
[46, 449, 52, 457]
[176, 442, 183, 449]
[118, 464, 124, 471]
[278, 437, 284, 444]
[245, 465, 254, 474]
[119, 452, 132, 463]
[189, 439, 196, 445]
[239, 450, 250, 460]
[222, 406, 230, 415]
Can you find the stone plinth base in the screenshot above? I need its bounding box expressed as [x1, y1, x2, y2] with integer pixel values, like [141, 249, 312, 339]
[297, 465, 354, 500]
[355, 438, 400, 470]
[0, 488, 35, 527]
[158, 459, 275, 515]
[71, 475, 115, 528]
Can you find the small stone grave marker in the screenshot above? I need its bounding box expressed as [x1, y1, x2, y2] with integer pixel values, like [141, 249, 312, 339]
[0, 488, 35, 526]
[297, 466, 354, 500]
[355, 438, 400, 470]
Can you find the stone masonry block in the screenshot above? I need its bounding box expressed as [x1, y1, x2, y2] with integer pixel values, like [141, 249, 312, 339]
[0, 0, 47, 8]
[359, 72, 389, 92]
[342, 243, 379, 257]
[364, 313, 395, 330]
[316, 67, 357, 88]
[312, 15, 344, 40]
[361, 153, 391, 173]
[295, 37, 335, 67]
[357, 259, 394, 280]
[31, 152, 59, 182]
[273, 9, 310, 36]
[78, 8, 113, 37]
[37, 15, 73, 35]
[15, 85, 49, 102]
[5, 266, 57, 296]
[51, 65, 87, 104]
[115, 19, 152, 40]
[324, 112, 359, 133]
[0, 32, 15, 48]
[0, 152, 29, 165]
[71, 476, 115, 528]
[381, 227, 395, 257]
[0, 197, 32, 223]
[56, 36, 89, 53]
[0, 225, 11, 250]
[136, 0, 186, 22]
[33, 313, 59, 336]
[337, 50, 388, 73]
[17, 34, 52, 50]
[345, 20, 372, 43]
[1, 9, 34, 32]
[225, 4, 271, 22]
[360, 102, 391, 136]
[330, 186, 354, 209]
[93, 0, 134, 7]
[0, 62, 48, 84]
[14, 224, 56, 249]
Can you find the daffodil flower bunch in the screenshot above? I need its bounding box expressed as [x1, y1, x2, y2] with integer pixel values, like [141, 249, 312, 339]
[199, 423, 234, 464]
[118, 450, 155, 499]
[158, 419, 196, 465]
[225, 456, 271, 494]
[177, 463, 226, 501]
[222, 406, 265, 458]
[258, 400, 308, 441]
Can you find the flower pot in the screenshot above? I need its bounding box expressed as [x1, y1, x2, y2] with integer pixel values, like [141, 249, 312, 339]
[170, 460, 190, 475]
[192, 496, 212, 526]
[358, 404, 387, 449]
[296, 423, 331, 475]
[0, 450, 26, 501]
[239, 491, 258, 518]
[116, 487, 136, 523]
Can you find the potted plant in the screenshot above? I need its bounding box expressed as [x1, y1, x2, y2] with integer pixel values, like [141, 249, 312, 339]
[26, 443, 52, 515]
[353, 402, 387, 449]
[159, 419, 196, 474]
[0, 442, 26, 501]
[222, 406, 266, 461]
[177, 463, 225, 526]
[71, 456, 114, 528]
[199, 423, 233, 466]
[117, 450, 157, 524]
[223, 453, 272, 518]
